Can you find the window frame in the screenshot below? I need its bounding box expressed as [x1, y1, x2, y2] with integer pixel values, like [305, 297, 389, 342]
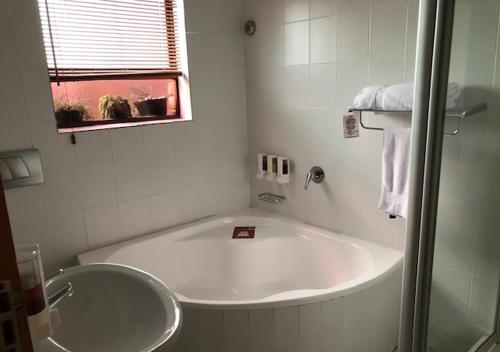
[38, 0, 189, 132]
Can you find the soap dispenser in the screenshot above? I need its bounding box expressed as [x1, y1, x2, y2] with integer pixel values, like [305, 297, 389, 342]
[266, 155, 278, 182]
[276, 157, 290, 184]
[16, 244, 59, 343]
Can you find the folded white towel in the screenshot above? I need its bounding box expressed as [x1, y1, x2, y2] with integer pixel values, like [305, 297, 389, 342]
[380, 83, 414, 111]
[352, 82, 463, 111]
[378, 127, 411, 219]
[352, 85, 385, 110]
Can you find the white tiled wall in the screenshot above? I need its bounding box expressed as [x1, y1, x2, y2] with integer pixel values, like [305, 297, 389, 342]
[244, 0, 417, 250]
[0, 0, 249, 275]
[172, 266, 402, 352]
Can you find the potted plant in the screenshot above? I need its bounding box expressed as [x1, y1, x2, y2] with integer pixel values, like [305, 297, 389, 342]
[131, 88, 167, 117]
[54, 102, 89, 125]
[98, 95, 132, 120]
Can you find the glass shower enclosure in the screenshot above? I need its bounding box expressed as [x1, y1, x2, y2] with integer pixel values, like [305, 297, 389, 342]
[399, 0, 500, 351]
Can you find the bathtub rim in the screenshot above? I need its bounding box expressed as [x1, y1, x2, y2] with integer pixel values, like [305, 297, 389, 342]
[78, 207, 404, 310]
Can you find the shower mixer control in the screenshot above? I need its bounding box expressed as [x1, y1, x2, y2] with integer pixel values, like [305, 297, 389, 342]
[305, 167, 325, 190]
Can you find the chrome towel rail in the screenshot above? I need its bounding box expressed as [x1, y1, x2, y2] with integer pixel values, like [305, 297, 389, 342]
[349, 102, 487, 136]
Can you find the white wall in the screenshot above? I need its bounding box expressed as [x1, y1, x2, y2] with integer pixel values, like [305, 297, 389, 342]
[0, 0, 249, 275]
[244, 0, 419, 250]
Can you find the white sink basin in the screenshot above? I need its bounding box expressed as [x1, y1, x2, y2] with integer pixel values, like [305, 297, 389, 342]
[34, 263, 182, 352]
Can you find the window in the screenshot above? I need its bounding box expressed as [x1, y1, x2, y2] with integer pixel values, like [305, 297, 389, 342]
[38, 0, 191, 131]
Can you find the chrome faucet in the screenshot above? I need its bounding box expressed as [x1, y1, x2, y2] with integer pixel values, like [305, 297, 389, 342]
[305, 166, 325, 190]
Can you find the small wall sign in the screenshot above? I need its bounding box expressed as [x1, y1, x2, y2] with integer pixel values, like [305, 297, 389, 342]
[343, 113, 360, 138]
[232, 227, 255, 239]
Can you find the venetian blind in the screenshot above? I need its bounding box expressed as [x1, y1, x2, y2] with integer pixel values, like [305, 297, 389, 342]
[38, 0, 182, 82]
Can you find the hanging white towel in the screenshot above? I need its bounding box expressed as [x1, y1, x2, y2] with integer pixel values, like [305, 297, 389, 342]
[378, 127, 411, 219]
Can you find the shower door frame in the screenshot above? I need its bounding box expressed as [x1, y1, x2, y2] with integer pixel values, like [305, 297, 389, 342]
[398, 0, 500, 351]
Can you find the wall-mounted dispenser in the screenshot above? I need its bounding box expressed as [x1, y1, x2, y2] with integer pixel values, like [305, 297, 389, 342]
[266, 155, 278, 182]
[276, 157, 290, 184]
[15, 244, 59, 343]
[257, 153, 267, 179]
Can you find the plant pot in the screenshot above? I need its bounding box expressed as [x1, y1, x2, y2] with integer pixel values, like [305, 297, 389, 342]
[134, 97, 167, 117]
[55, 109, 85, 125]
[108, 101, 132, 120]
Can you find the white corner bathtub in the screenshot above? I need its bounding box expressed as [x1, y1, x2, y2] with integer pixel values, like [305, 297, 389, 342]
[78, 208, 403, 352]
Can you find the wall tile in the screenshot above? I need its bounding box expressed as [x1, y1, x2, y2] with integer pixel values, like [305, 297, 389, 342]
[143, 123, 175, 156]
[110, 126, 146, 160]
[85, 203, 121, 248]
[31, 121, 77, 170]
[369, 60, 405, 85]
[114, 157, 150, 202]
[184, 0, 243, 32]
[310, 17, 337, 64]
[284, 65, 310, 108]
[434, 215, 476, 273]
[0, 3, 19, 73]
[309, 63, 337, 109]
[244, 0, 284, 27]
[285, 21, 310, 65]
[13, 12, 47, 72]
[249, 309, 275, 352]
[75, 131, 113, 166]
[4, 187, 49, 255]
[174, 308, 200, 352]
[336, 60, 369, 109]
[469, 277, 498, 330]
[284, 0, 309, 23]
[274, 306, 299, 352]
[41, 167, 83, 212]
[145, 153, 178, 195]
[369, 0, 406, 61]
[310, 0, 339, 19]
[199, 310, 226, 352]
[118, 197, 152, 239]
[44, 208, 88, 269]
[150, 191, 181, 231]
[0, 71, 29, 124]
[78, 163, 117, 208]
[224, 310, 250, 352]
[245, 25, 285, 69]
[337, 0, 370, 61]
[321, 298, 343, 350]
[21, 70, 54, 122]
[431, 265, 471, 319]
[299, 303, 322, 351]
[0, 122, 33, 152]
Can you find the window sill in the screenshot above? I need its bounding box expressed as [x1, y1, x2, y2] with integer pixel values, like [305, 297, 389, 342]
[57, 116, 190, 133]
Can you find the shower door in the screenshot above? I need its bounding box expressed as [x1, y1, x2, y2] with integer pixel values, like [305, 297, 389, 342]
[399, 0, 500, 351]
